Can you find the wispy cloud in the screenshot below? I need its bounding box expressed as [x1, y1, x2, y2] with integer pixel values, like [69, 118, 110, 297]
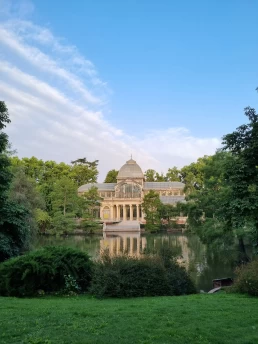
[0, 2, 220, 181]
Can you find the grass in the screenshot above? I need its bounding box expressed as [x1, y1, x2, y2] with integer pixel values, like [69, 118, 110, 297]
[1, 293, 258, 344]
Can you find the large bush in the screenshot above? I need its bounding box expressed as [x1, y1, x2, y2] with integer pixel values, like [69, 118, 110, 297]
[231, 260, 258, 296]
[90, 252, 196, 298]
[0, 246, 92, 297]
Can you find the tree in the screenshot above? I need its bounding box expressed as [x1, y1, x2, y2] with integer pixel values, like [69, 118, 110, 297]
[8, 168, 45, 236]
[35, 209, 52, 233]
[185, 131, 258, 261]
[9, 156, 100, 214]
[155, 172, 167, 182]
[144, 169, 156, 182]
[180, 156, 211, 194]
[0, 101, 31, 262]
[51, 176, 79, 216]
[104, 169, 118, 183]
[185, 151, 233, 243]
[159, 203, 184, 226]
[144, 169, 167, 182]
[0, 101, 11, 130]
[80, 186, 102, 217]
[166, 167, 181, 182]
[222, 105, 258, 252]
[71, 157, 99, 186]
[51, 212, 76, 234]
[142, 190, 162, 231]
[78, 187, 102, 233]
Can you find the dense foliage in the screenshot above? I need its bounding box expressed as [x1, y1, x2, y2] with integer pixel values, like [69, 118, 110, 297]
[142, 190, 184, 231]
[0, 102, 32, 262]
[0, 246, 93, 296]
[230, 260, 258, 296]
[90, 251, 196, 298]
[142, 190, 163, 231]
[10, 155, 101, 235]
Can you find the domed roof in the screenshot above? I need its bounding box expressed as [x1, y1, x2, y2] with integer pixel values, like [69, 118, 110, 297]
[117, 158, 144, 179]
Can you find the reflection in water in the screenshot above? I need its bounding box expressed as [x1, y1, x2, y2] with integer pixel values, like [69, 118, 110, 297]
[35, 232, 249, 292]
[101, 232, 146, 256]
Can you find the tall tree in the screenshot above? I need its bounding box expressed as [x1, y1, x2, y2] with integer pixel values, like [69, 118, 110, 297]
[104, 169, 118, 183]
[51, 176, 79, 216]
[8, 168, 45, 235]
[142, 190, 162, 231]
[80, 187, 102, 232]
[222, 105, 258, 252]
[71, 157, 99, 186]
[0, 101, 31, 261]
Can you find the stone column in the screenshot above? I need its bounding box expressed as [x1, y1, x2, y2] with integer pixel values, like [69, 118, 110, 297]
[115, 205, 118, 221]
[136, 204, 139, 221]
[130, 205, 133, 221]
[110, 206, 114, 221]
[123, 205, 126, 221]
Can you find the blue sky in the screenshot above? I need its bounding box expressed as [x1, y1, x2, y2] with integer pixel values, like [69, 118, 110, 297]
[0, 0, 258, 180]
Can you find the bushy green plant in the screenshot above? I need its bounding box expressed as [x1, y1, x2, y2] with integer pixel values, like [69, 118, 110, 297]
[166, 261, 196, 295]
[0, 246, 92, 297]
[230, 260, 258, 296]
[90, 251, 196, 298]
[147, 245, 196, 295]
[63, 274, 81, 294]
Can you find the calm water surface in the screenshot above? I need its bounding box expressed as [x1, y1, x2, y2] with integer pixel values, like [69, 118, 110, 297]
[35, 232, 246, 292]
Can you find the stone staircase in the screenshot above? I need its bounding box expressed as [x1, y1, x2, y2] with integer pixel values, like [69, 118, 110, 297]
[103, 220, 140, 232]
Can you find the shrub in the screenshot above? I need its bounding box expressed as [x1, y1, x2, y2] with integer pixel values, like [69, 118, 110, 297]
[0, 246, 92, 297]
[231, 260, 258, 296]
[166, 262, 196, 295]
[90, 251, 196, 298]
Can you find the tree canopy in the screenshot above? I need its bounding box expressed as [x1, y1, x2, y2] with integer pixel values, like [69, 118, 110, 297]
[104, 169, 118, 183]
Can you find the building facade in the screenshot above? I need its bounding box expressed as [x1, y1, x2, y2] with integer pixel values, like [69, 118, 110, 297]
[78, 158, 185, 223]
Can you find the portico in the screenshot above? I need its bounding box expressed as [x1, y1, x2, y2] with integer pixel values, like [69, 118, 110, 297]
[101, 203, 144, 222]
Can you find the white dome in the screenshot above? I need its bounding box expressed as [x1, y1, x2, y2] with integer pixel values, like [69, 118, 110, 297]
[117, 158, 144, 179]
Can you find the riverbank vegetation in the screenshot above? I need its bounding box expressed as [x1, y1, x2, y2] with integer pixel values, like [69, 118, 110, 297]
[0, 246, 93, 297]
[1, 293, 258, 344]
[0, 245, 195, 297]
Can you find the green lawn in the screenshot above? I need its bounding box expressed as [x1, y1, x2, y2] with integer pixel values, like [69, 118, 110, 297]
[1, 293, 258, 344]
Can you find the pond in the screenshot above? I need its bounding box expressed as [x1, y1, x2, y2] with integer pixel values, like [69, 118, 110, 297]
[34, 232, 250, 292]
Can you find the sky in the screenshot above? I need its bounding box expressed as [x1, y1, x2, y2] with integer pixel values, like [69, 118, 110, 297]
[0, 0, 258, 181]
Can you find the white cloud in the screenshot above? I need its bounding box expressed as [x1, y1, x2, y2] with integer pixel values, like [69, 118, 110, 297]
[0, 12, 220, 181]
